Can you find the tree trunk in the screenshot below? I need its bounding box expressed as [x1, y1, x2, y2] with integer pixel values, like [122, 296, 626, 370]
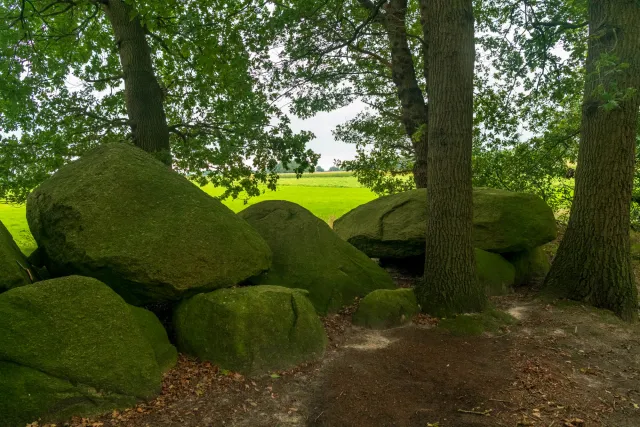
[383, 0, 428, 188]
[103, 0, 171, 165]
[544, 0, 640, 321]
[416, 0, 485, 316]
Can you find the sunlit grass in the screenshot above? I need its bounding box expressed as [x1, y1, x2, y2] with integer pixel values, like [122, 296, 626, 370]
[0, 203, 37, 255]
[276, 171, 364, 188]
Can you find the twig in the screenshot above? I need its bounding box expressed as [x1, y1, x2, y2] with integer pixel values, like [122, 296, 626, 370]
[457, 408, 492, 416]
[489, 398, 512, 404]
[84, 74, 123, 83]
[16, 260, 34, 283]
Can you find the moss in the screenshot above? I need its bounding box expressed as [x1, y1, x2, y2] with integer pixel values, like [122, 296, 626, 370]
[26, 143, 272, 306]
[0, 220, 31, 292]
[438, 309, 517, 336]
[353, 288, 420, 329]
[505, 246, 551, 286]
[0, 276, 163, 425]
[543, 298, 626, 326]
[475, 248, 516, 296]
[129, 306, 178, 373]
[174, 286, 327, 374]
[239, 201, 395, 314]
[334, 188, 557, 257]
[0, 361, 137, 427]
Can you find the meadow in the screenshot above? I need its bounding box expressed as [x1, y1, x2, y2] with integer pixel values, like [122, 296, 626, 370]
[0, 172, 376, 255]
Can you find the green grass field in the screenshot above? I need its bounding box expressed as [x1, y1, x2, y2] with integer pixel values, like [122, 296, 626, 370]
[0, 172, 376, 256]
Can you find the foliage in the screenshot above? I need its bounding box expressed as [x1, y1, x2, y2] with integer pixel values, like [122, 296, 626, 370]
[268, 0, 423, 194]
[0, 0, 319, 203]
[268, 0, 589, 203]
[471, 0, 587, 215]
[315, 165, 325, 172]
[271, 161, 303, 173]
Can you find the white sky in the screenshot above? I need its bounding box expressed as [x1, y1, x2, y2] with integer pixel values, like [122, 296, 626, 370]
[288, 101, 366, 169]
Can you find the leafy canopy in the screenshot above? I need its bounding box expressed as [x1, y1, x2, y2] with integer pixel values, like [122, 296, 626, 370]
[0, 0, 319, 203]
[268, 0, 588, 208]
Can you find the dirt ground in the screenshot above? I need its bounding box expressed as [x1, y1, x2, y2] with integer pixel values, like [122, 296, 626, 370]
[44, 288, 639, 427]
[40, 239, 640, 427]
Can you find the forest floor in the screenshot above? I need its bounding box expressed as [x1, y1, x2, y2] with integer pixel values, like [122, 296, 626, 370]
[45, 271, 640, 427]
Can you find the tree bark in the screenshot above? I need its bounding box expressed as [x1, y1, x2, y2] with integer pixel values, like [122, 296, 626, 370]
[384, 0, 428, 188]
[103, 0, 171, 165]
[544, 0, 640, 321]
[416, 0, 485, 316]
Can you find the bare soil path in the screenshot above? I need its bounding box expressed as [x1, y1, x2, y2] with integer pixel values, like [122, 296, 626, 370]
[44, 287, 639, 427]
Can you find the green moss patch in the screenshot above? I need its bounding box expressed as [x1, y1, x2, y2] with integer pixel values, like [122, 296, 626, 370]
[129, 306, 178, 373]
[174, 286, 327, 374]
[0, 276, 163, 426]
[475, 248, 516, 296]
[438, 309, 518, 336]
[26, 143, 272, 305]
[353, 288, 420, 329]
[239, 200, 395, 314]
[505, 246, 551, 286]
[334, 188, 557, 258]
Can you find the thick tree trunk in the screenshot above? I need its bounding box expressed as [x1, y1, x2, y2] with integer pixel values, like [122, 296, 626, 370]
[544, 0, 640, 321]
[385, 0, 428, 188]
[103, 0, 171, 165]
[416, 0, 485, 316]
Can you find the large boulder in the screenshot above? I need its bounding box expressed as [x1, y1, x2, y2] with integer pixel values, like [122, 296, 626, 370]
[379, 249, 516, 296]
[352, 288, 420, 329]
[239, 201, 395, 314]
[27, 143, 272, 305]
[475, 249, 516, 296]
[130, 306, 178, 373]
[0, 220, 31, 292]
[174, 286, 327, 374]
[333, 188, 557, 257]
[505, 246, 550, 286]
[0, 276, 169, 427]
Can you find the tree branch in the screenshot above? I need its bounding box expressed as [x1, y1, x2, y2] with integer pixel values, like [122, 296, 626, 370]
[531, 20, 588, 30]
[168, 127, 188, 144]
[316, 0, 386, 57]
[67, 108, 129, 126]
[350, 45, 392, 69]
[83, 74, 124, 83]
[145, 27, 186, 61]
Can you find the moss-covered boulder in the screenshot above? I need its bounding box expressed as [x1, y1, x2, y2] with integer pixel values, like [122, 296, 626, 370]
[0, 276, 165, 427]
[475, 248, 516, 296]
[352, 288, 420, 329]
[130, 306, 178, 373]
[333, 188, 557, 257]
[174, 286, 327, 374]
[378, 249, 515, 296]
[26, 143, 272, 305]
[239, 201, 395, 314]
[505, 246, 550, 286]
[0, 220, 31, 292]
